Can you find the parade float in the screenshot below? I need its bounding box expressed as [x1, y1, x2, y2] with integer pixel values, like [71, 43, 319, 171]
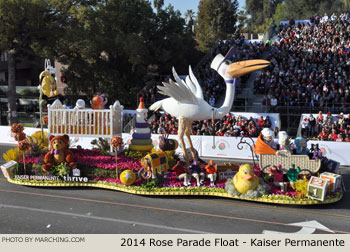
[1, 52, 345, 205]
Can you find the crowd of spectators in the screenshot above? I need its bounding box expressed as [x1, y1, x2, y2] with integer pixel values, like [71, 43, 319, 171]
[149, 110, 276, 137]
[301, 111, 350, 142]
[140, 36, 265, 109]
[194, 37, 265, 105]
[133, 38, 266, 133]
[255, 13, 350, 114]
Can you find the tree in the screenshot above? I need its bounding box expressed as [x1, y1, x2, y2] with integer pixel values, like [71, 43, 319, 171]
[184, 9, 196, 33]
[245, 0, 282, 33]
[237, 10, 249, 33]
[153, 0, 164, 12]
[51, 0, 200, 107]
[0, 0, 58, 125]
[195, 0, 239, 52]
[271, 2, 287, 25]
[272, 0, 347, 21]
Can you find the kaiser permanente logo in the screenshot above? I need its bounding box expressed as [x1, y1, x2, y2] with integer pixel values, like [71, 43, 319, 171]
[217, 140, 230, 151]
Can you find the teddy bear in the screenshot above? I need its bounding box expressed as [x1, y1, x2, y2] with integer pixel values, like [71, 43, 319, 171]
[42, 134, 77, 172]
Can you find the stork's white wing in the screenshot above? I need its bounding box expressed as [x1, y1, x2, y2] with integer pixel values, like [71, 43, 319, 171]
[173, 67, 196, 96]
[188, 65, 204, 100]
[157, 67, 199, 105]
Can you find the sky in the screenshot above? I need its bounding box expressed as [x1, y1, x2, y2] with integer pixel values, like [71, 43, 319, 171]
[162, 0, 245, 15]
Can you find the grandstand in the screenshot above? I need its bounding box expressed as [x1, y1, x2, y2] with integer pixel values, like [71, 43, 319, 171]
[254, 13, 350, 134]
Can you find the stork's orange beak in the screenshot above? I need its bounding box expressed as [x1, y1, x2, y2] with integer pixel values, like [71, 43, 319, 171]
[227, 60, 270, 78]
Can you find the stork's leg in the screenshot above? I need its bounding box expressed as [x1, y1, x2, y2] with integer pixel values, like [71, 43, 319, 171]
[185, 119, 197, 161]
[178, 116, 190, 166]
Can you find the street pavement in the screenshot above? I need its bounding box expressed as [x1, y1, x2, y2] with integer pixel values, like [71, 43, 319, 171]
[0, 144, 349, 234]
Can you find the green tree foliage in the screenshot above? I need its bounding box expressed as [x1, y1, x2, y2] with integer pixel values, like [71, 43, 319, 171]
[0, 0, 58, 124]
[237, 10, 250, 33]
[283, 0, 320, 19]
[184, 9, 196, 34]
[1, 0, 201, 109]
[245, 0, 282, 33]
[153, 0, 164, 12]
[195, 0, 239, 52]
[49, 0, 200, 107]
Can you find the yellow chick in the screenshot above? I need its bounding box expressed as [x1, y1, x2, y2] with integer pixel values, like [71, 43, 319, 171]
[39, 70, 58, 97]
[233, 164, 259, 194]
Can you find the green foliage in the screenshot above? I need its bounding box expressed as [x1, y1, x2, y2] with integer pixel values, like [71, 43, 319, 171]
[245, 0, 282, 33]
[51, 162, 71, 177]
[91, 138, 110, 155]
[141, 180, 159, 190]
[124, 150, 148, 159]
[51, 0, 200, 107]
[164, 150, 179, 168]
[271, 2, 286, 25]
[31, 164, 47, 176]
[92, 168, 117, 179]
[0, 0, 202, 109]
[0, 0, 54, 55]
[271, 0, 350, 23]
[17, 88, 39, 97]
[195, 0, 239, 52]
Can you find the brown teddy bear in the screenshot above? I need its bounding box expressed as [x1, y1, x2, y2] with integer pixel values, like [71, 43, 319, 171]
[42, 134, 77, 172]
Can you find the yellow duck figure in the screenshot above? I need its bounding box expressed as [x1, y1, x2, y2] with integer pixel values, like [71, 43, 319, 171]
[233, 164, 259, 194]
[39, 70, 59, 97]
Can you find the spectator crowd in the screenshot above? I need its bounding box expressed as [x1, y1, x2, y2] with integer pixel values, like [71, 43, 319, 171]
[301, 111, 350, 142]
[149, 110, 276, 138]
[255, 13, 350, 114]
[140, 36, 264, 109]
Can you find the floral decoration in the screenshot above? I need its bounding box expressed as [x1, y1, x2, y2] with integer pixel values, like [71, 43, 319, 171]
[11, 123, 24, 135]
[14, 132, 26, 142]
[110, 136, 124, 149]
[17, 140, 30, 151]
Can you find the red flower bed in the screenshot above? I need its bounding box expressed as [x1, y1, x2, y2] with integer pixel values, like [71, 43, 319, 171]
[71, 149, 143, 171]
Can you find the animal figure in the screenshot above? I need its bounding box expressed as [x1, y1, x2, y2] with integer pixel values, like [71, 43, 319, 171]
[159, 134, 178, 152]
[39, 70, 58, 97]
[233, 164, 259, 194]
[42, 134, 76, 172]
[139, 135, 178, 180]
[150, 47, 269, 165]
[141, 152, 169, 177]
[91, 94, 108, 109]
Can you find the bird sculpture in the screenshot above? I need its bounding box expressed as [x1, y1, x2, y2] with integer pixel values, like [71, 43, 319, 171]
[233, 164, 259, 194]
[150, 47, 269, 165]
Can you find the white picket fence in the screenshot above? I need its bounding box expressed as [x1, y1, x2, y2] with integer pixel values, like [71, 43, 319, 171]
[47, 99, 123, 139]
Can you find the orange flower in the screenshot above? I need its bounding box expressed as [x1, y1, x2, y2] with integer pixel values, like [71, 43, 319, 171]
[111, 136, 123, 149]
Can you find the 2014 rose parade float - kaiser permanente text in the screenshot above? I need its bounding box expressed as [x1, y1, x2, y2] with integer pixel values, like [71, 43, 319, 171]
[120, 238, 345, 247]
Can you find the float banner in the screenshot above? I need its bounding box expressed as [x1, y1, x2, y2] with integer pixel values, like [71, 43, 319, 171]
[201, 135, 256, 159]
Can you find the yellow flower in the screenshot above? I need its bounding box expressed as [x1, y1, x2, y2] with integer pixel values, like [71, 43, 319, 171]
[3, 148, 22, 162]
[28, 131, 48, 148]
